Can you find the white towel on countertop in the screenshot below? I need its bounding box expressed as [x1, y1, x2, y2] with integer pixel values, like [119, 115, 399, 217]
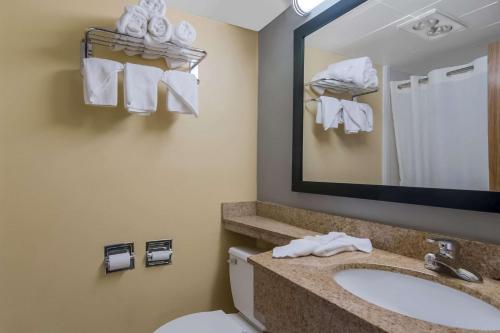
[83, 58, 124, 107]
[139, 0, 167, 19]
[116, 5, 148, 38]
[124, 63, 164, 116]
[162, 70, 199, 117]
[341, 99, 373, 134]
[171, 21, 197, 47]
[327, 57, 378, 89]
[316, 96, 343, 130]
[273, 232, 372, 258]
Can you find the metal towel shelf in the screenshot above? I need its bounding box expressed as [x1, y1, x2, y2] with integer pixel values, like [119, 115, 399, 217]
[305, 77, 378, 101]
[80, 27, 207, 75]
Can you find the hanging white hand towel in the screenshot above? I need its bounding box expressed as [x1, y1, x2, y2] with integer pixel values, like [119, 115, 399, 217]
[341, 99, 373, 134]
[327, 57, 378, 89]
[139, 0, 166, 19]
[116, 5, 148, 38]
[83, 58, 124, 107]
[313, 235, 373, 257]
[162, 70, 199, 117]
[316, 96, 343, 130]
[171, 21, 197, 47]
[124, 63, 164, 116]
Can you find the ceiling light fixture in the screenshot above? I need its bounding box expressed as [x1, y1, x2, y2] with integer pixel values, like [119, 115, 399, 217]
[293, 0, 328, 16]
[398, 9, 466, 40]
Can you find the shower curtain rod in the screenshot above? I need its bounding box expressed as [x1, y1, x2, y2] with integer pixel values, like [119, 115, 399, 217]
[397, 65, 474, 90]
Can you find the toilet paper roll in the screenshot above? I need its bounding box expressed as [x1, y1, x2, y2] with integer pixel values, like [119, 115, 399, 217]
[108, 252, 131, 271]
[151, 250, 172, 262]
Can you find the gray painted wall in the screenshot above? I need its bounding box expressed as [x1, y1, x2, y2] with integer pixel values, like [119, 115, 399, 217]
[257, 6, 500, 244]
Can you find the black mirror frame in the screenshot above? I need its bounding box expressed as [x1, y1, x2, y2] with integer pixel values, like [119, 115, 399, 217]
[292, 0, 500, 213]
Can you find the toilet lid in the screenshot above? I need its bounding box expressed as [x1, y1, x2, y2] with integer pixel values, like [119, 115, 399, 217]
[154, 311, 245, 333]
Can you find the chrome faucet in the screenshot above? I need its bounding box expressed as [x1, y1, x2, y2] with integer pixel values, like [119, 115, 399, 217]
[424, 238, 483, 283]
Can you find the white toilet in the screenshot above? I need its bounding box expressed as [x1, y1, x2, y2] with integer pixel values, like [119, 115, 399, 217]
[154, 247, 266, 333]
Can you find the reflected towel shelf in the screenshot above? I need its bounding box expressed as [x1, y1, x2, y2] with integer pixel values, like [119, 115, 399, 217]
[305, 78, 378, 99]
[80, 27, 207, 75]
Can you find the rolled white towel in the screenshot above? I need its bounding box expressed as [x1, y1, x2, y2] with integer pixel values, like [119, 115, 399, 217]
[145, 15, 173, 46]
[327, 57, 378, 89]
[139, 0, 166, 19]
[116, 5, 148, 38]
[171, 21, 197, 47]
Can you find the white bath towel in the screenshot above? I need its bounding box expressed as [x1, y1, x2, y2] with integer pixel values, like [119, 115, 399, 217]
[171, 21, 197, 47]
[83, 58, 124, 107]
[327, 57, 378, 89]
[145, 15, 173, 46]
[310, 70, 330, 95]
[162, 70, 199, 117]
[316, 96, 343, 130]
[341, 100, 373, 134]
[124, 63, 164, 116]
[116, 5, 148, 38]
[139, 0, 167, 19]
[273, 232, 371, 258]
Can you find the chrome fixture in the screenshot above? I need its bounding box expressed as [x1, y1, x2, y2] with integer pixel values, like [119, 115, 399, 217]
[104, 243, 135, 274]
[293, 0, 328, 16]
[399, 9, 466, 40]
[424, 238, 482, 283]
[145, 239, 173, 267]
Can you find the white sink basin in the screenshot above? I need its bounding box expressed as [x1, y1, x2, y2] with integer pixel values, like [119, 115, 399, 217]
[334, 269, 500, 331]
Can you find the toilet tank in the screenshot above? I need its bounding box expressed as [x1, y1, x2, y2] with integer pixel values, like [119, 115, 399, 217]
[228, 247, 265, 330]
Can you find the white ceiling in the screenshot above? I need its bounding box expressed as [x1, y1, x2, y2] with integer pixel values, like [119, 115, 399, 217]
[306, 0, 500, 73]
[168, 0, 291, 31]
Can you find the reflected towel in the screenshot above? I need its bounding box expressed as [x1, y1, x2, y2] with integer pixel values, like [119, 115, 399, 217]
[316, 96, 343, 130]
[341, 99, 373, 134]
[327, 57, 378, 89]
[83, 58, 124, 107]
[124, 63, 164, 116]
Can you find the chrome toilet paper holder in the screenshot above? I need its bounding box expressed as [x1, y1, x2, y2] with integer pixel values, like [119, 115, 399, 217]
[104, 243, 135, 274]
[146, 240, 173, 267]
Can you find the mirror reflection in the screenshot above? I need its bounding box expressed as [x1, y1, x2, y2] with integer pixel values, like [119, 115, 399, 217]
[303, 0, 500, 192]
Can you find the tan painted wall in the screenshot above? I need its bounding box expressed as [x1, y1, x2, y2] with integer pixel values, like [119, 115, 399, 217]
[0, 2, 257, 333]
[303, 47, 383, 184]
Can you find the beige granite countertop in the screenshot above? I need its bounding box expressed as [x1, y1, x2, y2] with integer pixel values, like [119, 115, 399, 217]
[249, 250, 500, 333]
[222, 201, 500, 333]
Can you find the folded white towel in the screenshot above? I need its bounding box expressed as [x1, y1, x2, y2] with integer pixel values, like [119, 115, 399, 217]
[83, 58, 124, 107]
[124, 63, 164, 116]
[162, 70, 199, 117]
[273, 232, 372, 258]
[171, 21, 197, 47]
[316, 96, 343, 130]
[310, 70, 330, 95]
[341, 100, 373, 134]
[139, 0, 166, 19]
[145, 15, 173, 46]
[327, 57, 378, 89]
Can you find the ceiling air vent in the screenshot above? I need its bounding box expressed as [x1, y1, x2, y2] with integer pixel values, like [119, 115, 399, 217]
[398, 9, 466, 40]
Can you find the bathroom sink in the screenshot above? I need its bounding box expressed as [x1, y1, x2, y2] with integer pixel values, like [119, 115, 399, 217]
[334, 269, 500, 331]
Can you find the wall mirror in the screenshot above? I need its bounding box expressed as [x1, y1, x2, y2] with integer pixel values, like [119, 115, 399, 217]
[292, 0, 500, 212]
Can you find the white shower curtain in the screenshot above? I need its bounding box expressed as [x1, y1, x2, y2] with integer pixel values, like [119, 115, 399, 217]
[390, 56, 489, 191]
